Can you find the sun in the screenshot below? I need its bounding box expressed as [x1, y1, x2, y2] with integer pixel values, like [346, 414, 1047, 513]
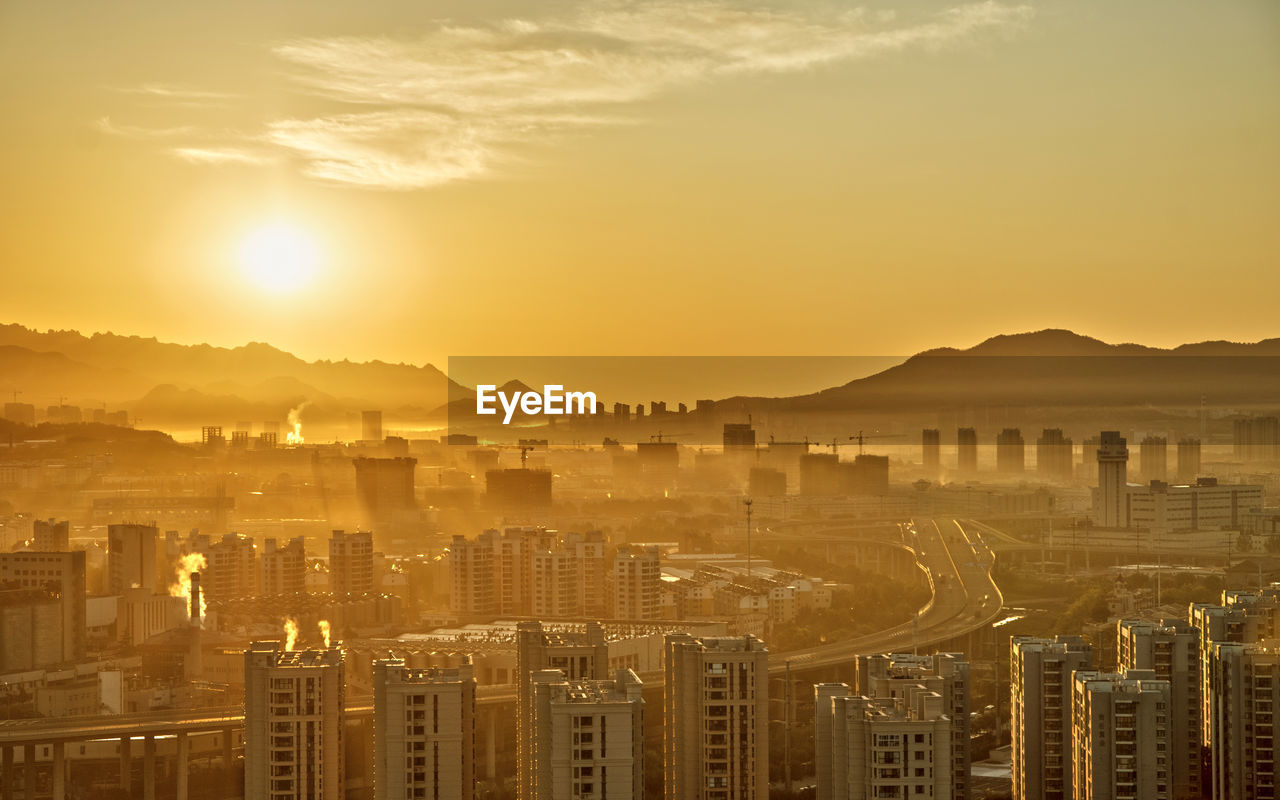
[237, 222, 321, 293]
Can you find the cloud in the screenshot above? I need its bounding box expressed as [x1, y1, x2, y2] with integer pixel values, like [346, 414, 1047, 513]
[113, 0, 1033, 189]
[94, 116, 200, 140]
[171, 147, 274, 166]
[116, 83, 240, 101]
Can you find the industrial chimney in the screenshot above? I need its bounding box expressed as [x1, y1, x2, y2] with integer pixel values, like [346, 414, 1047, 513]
[189, 571, 202, 625]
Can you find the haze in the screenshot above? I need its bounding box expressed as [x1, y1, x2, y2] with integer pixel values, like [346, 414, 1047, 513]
[1, 0, 1278, 365]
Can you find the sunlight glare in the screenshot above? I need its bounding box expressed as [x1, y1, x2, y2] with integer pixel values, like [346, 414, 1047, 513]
[237, 222, 321, 293]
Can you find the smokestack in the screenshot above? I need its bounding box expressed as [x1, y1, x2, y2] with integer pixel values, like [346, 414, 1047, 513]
[189, 572, 202, 624]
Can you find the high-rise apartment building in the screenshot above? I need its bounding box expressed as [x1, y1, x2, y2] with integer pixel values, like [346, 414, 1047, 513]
[374, 657, 476, 800]
[202, 532, 258, 601]
[1094, 432, 1129, 527]
[260, 536, 307, 596]
[517, 621, 609, 800]
[32, 518, 69, 551]
[1233, 416, 1280, 462]
[1071, 670, 1172, 800]
[528, 668, 645, 800]
[1207, 641, 1280, 800]
[854, 652, 971, 800]
[353, 456, 417, 521]
[362, 410, 383, 442]
[108, 522, 158, 594]
[0, 550, 86, 662]
[923, 428, 942, 474]
[612, 546, 661, 620]
[1116, 619, 1202, 799]
[329, 529, 374, 595]
[244, 641, 346, 800]
[997, 428, 1026, 473]
[449, 528, 608, 619]
[1012, 635, 1093, 800]
[957, 428, 978, 473]
[816, 683, 957, 800]
[1140, 436, 1169, 482]
[1036, 429, 1074, 481]
[665, 633, 769, 800]
[1176, 438, 1201, 483]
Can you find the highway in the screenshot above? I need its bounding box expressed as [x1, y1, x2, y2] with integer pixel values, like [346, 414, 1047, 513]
[0, 518, 1002, 748]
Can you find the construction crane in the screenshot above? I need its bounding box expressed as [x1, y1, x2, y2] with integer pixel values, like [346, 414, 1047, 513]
[848, 430, 906, 455]
[649, 431, 687, 444]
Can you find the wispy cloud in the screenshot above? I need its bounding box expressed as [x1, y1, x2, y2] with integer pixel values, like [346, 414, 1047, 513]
[116, 83, 240, 101]
[94, 116, 201, 140]
[171, 147, 274, 166]
[108, 0, 1033, 189]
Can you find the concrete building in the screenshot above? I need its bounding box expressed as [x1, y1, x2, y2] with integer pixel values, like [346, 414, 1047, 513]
[923, 428, 942, 475]
[1111, 479, 1265, 532]
[816, 683, 956, 800]
[997, 428, 1026, 473]
[1116, 619, 1201, 799]
[1207, 640, 1280, 800]
[261, 536, 307, 596]
[1233, 416, 1280, 462]
[485, 468, 553, 509]
[1140, 436, 1169, 483]
[665, 633, 769, 800]
[748, 467, 787, 497]
[1094, 432, 1130, 528]
[1070, 670, 1171, 800]
[108, 522, 158, 594]
[613, 546, 661, 620]
[202, 533, 258, 601]
[0, 550, 86, 663]
[353, 456, 417, 520]
[1011, 635, 1093, 800]
[244, 641, 345, 800]
[32, 518, 69, 551]
[854, 652, 971, 800]
[517, 620, 609, 800]
[449, 528, 608, 619]
[957, 428, 978, 473]
[1036, 429, 1074, 482]
[528, 668, 645, 800]
[1176, 439, 1201, 483]
[374, 657, 476, 800]
[362, 410, 383, 442]
[329, 529, 374, 595]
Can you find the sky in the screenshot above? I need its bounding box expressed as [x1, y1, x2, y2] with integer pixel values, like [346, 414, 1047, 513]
[1, 0, 1277, 366]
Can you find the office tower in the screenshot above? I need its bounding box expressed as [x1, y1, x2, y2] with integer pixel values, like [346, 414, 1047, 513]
[855, 653, 971, 800]
[202, 533, 258, 600]
[486, 467, 553, 509]
[374, 658, 476, 800]
[260, 536, 307, 596]
[723, 422, 757, 450]
[922, 428, 942, 474]
[997, 428, 1026, 473]
[528, 668, 645, 800]
[244, 641, 345, 800]
[1036, 429, 1074, 481]
[957, 428, 978, 472]
[108, 522, 158, 594]
[517, 621, 609, 800]
[1071, 670, 1171, 800]
[0, 550, 86, 662]
[816, 683, 957, 800]
[1207, 641, 1280, 800]
[353, 456, 418, 520]
[748, 467, 786, 497]
[1233, 416, 1280, 462]
[665, 633, 769, 800]
[32, 518, 69, 551]
[1116, 619, 1201, 799]
[362, 409, 383, 442]
[329, 529, 374, 595]
[613, 546, 661, 620]
[1176, 438, 1201, 483]
[1012, 636, 1093, 800]
[1140, 436, 1168, 482]
[1093, 431, 1129, 527]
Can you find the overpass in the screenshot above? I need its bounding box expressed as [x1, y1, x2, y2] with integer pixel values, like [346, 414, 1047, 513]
[0, 517, 1002, 799]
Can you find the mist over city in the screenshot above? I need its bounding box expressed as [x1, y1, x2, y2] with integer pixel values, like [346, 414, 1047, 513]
[1, 1, 1278, 799]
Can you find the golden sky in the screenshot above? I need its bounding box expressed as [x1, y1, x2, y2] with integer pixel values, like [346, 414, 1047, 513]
[1, 0, 1277, 365]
